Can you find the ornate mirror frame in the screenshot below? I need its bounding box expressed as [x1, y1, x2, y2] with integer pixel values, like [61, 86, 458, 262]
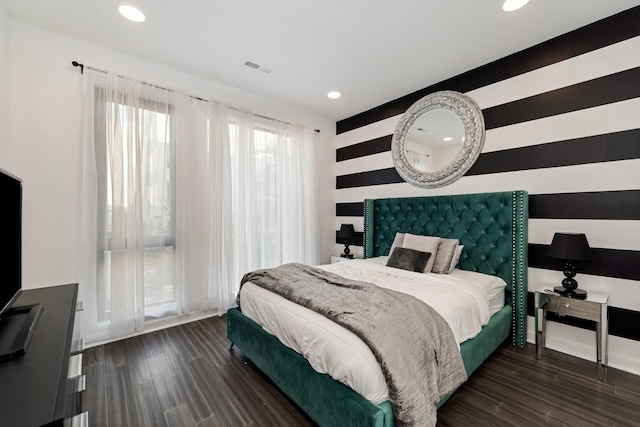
[391, 90, 485, 188]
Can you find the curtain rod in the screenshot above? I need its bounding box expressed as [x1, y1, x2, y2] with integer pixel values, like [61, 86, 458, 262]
[71, 61, 320, 133]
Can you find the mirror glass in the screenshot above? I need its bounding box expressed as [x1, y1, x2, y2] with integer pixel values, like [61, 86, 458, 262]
[404, 109, 465, 173]
[392, 90, 485, 188]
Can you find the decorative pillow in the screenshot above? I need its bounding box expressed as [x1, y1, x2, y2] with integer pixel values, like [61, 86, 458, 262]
[386, 247, 432, 273]
[402, 233, 440, 273]
[388, 232, 405, 256]
[431, 238, 460, 274]
[448, 245, 464, 273]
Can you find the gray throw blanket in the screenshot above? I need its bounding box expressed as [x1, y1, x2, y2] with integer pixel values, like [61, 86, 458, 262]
[238, 263, 467, 427]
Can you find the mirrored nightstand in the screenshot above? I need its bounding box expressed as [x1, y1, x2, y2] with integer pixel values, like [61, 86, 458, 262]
[535, 288, 609, 379]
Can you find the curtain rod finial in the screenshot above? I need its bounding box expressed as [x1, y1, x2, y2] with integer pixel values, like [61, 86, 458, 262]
[72, 61, 84, 74]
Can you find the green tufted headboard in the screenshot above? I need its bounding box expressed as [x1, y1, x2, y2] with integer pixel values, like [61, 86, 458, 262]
[363, 191, 528, 348]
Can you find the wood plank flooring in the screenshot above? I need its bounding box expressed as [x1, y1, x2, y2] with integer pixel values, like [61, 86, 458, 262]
[83, 315, 640, 426]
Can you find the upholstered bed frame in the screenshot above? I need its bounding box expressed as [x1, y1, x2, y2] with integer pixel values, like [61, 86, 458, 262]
[227, 190, 528, 427]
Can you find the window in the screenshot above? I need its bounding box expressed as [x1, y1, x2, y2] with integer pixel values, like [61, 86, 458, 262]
[252, 125, 280, 267]
[228, 122, 289, 268]
[95, 94, 176, 321]
[81, 76, 318, 343]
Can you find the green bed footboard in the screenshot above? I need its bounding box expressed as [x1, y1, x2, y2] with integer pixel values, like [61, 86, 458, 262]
[227, 307, 394, 427]
[227, 304, 511, 427]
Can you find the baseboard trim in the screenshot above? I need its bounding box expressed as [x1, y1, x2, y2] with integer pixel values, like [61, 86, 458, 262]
[85, 309, 222, 349]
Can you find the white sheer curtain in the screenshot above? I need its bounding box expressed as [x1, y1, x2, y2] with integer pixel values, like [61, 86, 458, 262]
[78, 70, 319, 344]
[79, 72, 179, 342]
[173, 99, 235, 316]
[230, 112, 319, 277]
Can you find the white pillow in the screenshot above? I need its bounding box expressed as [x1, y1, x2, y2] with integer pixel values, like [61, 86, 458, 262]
[402, 233, 440, 273]
[448, 245, 464, 273]
[431, 238, 459, 274]
[388, 232, 405, 256]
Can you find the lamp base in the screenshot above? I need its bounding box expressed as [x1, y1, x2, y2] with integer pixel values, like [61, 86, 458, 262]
[554, 286, 587, 300]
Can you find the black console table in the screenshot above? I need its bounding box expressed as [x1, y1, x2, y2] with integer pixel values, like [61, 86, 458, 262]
[0, 284, 84, 426]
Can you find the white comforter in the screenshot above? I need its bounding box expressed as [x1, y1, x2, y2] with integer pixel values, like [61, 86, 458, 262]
[239, 257, 506, 405]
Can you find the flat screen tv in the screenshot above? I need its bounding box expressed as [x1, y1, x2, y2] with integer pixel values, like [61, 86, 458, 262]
[0, 168, 41, 363]
[0, 168, 22, 318]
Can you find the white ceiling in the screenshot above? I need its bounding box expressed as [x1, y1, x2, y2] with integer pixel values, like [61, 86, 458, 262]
[4, 0, 640, 122]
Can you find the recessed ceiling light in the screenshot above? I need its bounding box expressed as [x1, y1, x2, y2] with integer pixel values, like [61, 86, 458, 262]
[502, 0, 529, 12]
[119, 3, 146, 23]
[443, 137, 453, 141]
[327, 91, 342, 99]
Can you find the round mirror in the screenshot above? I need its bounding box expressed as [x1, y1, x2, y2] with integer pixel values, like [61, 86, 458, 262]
[392, 90, 485, 188]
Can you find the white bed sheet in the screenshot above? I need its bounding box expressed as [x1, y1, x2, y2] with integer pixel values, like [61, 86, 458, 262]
[239, 257, 507, 405]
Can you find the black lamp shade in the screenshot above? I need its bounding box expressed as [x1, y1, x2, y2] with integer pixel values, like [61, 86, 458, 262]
[337, 224, 355, 240]
[548, 233, 593, 261]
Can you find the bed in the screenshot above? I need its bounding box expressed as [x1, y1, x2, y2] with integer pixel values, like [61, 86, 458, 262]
[227, 190, 528, 426]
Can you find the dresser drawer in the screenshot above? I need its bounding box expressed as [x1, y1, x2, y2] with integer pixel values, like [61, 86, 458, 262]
[64, 351, 85, 420]
[544, 295, 601, 322]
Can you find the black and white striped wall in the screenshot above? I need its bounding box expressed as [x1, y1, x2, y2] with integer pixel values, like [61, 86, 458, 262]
[333, 7, 640, 374]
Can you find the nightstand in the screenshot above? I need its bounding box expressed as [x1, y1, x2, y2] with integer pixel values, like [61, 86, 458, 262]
[535, 288, 609, 379]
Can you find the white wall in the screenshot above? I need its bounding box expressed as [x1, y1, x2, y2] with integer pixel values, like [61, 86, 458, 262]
[7, 21, 336, 293]
[0, 2, 9, 167]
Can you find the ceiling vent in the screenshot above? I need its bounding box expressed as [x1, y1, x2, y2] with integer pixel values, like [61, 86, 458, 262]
[244, 60, 272, 75]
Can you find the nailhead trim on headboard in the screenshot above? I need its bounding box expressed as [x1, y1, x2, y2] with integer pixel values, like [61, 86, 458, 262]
[513, 190, 528, 348]
[363, 199, 374, 259]
[512, 194, 517, 346]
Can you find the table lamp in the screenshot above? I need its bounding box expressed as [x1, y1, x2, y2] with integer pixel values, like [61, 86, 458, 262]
[548, 232, 593, 299]
[338, 224, 355, 258]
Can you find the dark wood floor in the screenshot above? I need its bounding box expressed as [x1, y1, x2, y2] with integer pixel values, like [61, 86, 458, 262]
[83, 315, 640, 426]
